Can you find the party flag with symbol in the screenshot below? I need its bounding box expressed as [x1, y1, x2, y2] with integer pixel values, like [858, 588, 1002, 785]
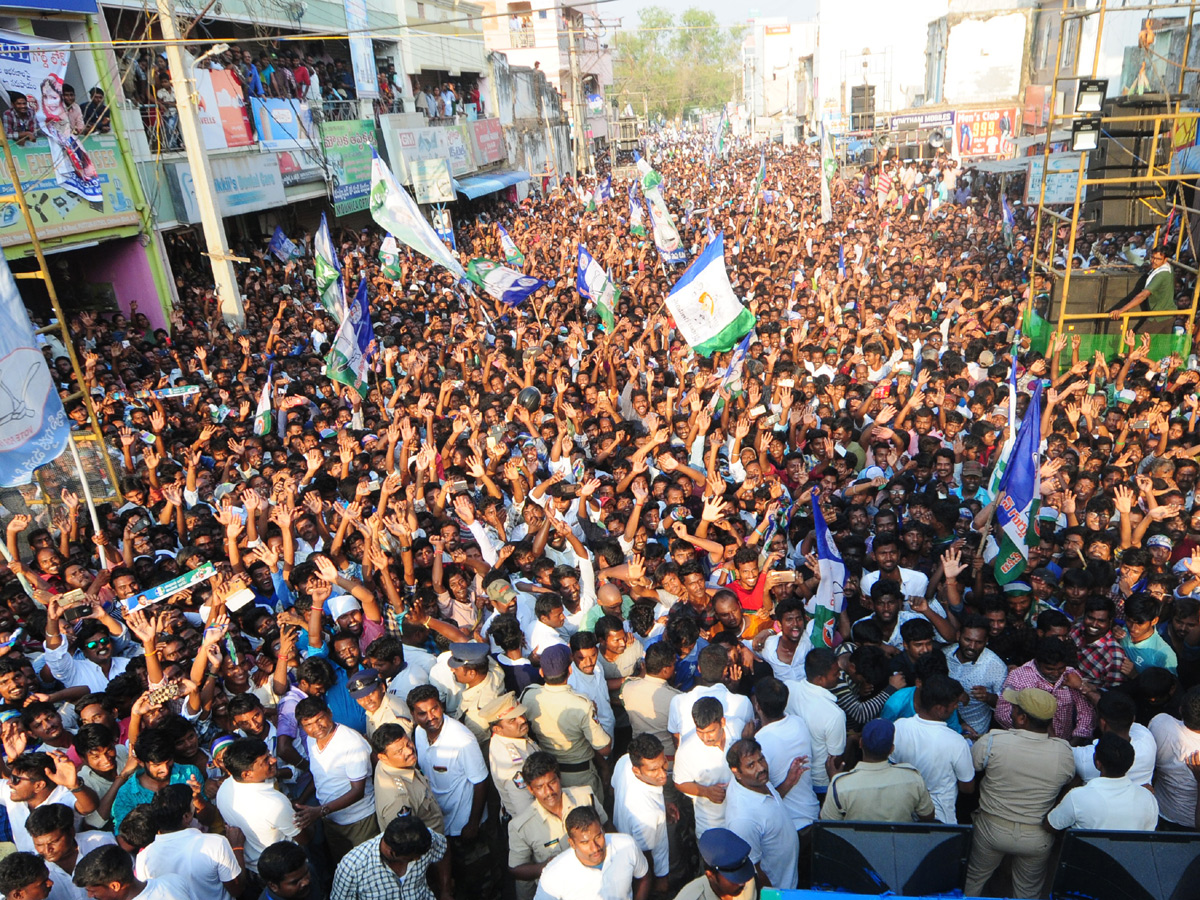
[314, 213, 345, 322]
[808, 492, 845, 648]
[993, 383, 1043, 585]
[466, 259, 546, 307]
[577, 244, 619, 332]
[497, 224, 525, 267]
[253, 366, 273, 436]
[665, 233, 755, 356]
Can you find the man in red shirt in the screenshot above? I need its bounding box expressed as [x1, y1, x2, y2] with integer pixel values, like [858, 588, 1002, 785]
[728, 547, 796, 614]
[291, 53, 310, 100]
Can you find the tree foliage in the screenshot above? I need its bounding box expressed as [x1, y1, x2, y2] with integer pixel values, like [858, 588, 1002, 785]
[612, 6, 744, 121]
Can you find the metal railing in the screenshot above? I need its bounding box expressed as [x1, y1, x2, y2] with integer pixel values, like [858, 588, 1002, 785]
[314, 99, 358, 122]
[139, 104, 183, 152]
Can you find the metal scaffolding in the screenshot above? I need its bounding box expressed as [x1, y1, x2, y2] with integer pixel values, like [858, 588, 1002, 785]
[1027, 0, 1200, 363]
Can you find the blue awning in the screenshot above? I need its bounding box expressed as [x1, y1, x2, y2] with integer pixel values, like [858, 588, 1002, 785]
[453, 170, 530, 200]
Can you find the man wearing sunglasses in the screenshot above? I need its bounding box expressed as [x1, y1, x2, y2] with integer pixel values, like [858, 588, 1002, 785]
[41, 598, 129, 693]
[0, 744, 99, 855]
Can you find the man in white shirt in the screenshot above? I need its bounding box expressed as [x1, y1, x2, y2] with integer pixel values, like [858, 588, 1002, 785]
[1047, 733, 1158, 832]
[292, 696, 378, 864]
[26, 802, 116, 900]
[74, 845, 193, 900]
[668, 646, 753, 748]
[890, 674, 975, 824]
[1150, 686, 1200, 828]
[722, 739, 804, 890]
[0, 750, 97, 854]
[612, 735, 670, 893]
[533, 806, 649, 900]
[136, 784, 243, 900]
[1073, 691, 1156, 786]
[568, 632, 615, 738]
[671, 697, 731, 840]
[215, 739, 308, 873]
[783, 649, 847, 798]
[752, 678, 819, 834]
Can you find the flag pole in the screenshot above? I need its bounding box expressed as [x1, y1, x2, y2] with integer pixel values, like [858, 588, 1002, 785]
[67, 437, 108, 568]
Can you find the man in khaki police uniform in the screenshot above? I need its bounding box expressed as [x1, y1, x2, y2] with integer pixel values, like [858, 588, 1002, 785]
[484, 691, 541, 819]
[821, 719, 935, 823]
[520, 644, 611, 798]
[508, 751, 607, 900]
[620, 643, 680, 763]
[450, 642, 506, 744]
[674, 828, 757, 900]
[965, 688, 1075, 899]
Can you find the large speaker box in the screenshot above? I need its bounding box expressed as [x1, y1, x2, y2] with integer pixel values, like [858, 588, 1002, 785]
[1050, 829, 1200, 900]
[1081, 94, 1178, 229]
[810, 822, 972, 895]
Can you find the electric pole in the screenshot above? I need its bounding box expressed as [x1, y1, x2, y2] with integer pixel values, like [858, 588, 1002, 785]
[155, 0, 245, 326]
[567, 13, 591, 177]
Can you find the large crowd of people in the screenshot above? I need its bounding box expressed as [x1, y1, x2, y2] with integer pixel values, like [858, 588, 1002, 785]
[2, 132, 1200, 900]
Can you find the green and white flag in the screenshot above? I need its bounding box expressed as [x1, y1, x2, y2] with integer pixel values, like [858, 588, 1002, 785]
[630, 183, 647, 237]
[665, 234, 755, 357]
[637, 158, 663, 194]
[252, 372, 273, 436]
[577, 244, 618, 332]
[325, 284, 372, 399]
[378, 235, 402, 279]
[369, 150, 466, 280]
[314, 213, 345, 322]
[497, 224, 525, 267]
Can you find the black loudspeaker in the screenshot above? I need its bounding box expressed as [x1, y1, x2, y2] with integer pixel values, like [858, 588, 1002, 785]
[810, 822, 972, 896]
[1050, 830, 1200, 900]
[1082, 95, 1177, 229]
[1048, 269, 1144, 335]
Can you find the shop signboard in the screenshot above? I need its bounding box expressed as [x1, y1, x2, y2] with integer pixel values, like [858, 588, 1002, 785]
[170, 154, 285, 224]
[380, 117, 478, 183]
[321, 119, 376, 215]
[954, 107, 1018, 158]
[888, 111, 955, 132]
[0, 135, 139, 247]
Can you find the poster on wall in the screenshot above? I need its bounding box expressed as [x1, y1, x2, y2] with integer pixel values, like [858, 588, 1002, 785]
[169, 154, 285, 223]
[0, 29, 114, 209]
[250, 98, 316, 151]
[955, 107, 1018, 158]
[411, 159, 454, 204]
[321, 119, 377, 215]
[343, 0, 379, 100]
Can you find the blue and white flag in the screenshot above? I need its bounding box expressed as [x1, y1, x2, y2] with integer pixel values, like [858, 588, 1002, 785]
[269, 227, 301, 263]
[466, 259, 545, 307]
[809, 495, 846, 647]
[838, 244, 846, 279]
[1000, 192, 1015, 247]
[0, 255, 69, 487]
[350, 277, 375, 358]
[577, 244, 618, 332]
[994, 382, 1043, 585]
